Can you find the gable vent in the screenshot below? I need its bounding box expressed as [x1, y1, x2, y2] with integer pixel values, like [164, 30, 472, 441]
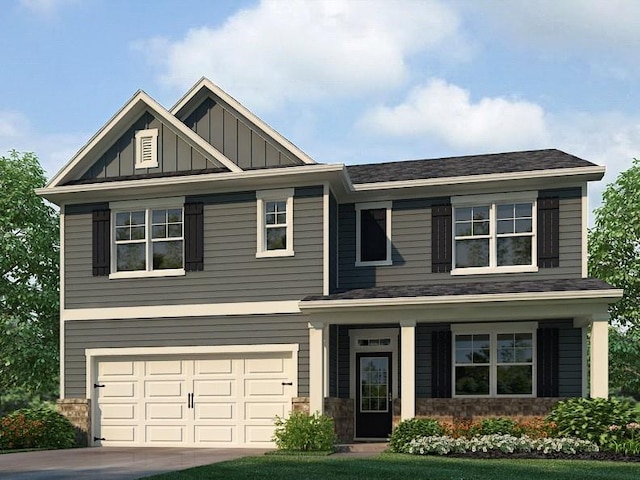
[135, 128, 158, 169]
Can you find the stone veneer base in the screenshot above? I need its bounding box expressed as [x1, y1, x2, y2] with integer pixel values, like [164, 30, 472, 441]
[57, 398, 91, 447]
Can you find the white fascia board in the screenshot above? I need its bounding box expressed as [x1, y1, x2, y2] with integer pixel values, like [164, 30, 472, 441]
[351, 166, 606, 192]
[299, 289, 623, 312]
[37, 164, 345, 205]
[46, 90, 242, 189]
[63, 300, 301, 321]
[171, 77, 316, 165]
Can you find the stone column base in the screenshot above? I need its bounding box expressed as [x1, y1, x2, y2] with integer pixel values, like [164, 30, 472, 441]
[57, 398, 91, 447]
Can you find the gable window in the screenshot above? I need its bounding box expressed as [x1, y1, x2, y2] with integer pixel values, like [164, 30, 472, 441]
[256, 188, 294, 258]
[356, 202, 392, 266]
[135, 128, 158, 169]
[452, 323, 536, 397]
[452, 192, 536, 274]
[110, 198, 185, 278]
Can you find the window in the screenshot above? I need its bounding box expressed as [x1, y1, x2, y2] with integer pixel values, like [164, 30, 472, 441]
[356, 202, 392, 266]
[256, 188, 294, 258]
[110, 198, 185, 278]
[452, 323, 536, 397]
[452, 193, 536, 274]
[135, 128, 158, 169]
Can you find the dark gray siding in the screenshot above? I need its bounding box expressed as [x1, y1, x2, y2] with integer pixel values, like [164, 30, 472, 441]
[183, 97, 299, 168]
[80, 112, 225, 182]
[545, 319, 583, 397]
[64, 314, 309, 398]
[65, 193, 323, 308]
[338, 196, 583, 290]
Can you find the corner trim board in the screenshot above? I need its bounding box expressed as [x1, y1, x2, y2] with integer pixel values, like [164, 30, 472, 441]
[62, 300, 301, 321]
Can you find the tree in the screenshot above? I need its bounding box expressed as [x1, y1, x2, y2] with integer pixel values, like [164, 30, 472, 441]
[0, 151, 59, 395]
[589, 157, 640, 398]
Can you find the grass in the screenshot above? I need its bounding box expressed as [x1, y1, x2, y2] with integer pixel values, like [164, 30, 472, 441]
[147, 452, 640, 480]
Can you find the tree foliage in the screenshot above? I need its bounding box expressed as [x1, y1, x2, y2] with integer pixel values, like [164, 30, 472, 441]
[0, 151, 59, 395]
[589, 157, 640, 398]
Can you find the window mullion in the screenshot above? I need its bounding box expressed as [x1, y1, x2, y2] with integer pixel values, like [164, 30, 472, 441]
[146, 209, 151, 272]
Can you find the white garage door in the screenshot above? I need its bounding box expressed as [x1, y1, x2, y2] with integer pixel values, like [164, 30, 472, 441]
[93, 352, 295, 447]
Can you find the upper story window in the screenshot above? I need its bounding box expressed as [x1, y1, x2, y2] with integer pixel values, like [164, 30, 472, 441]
[110, 198, 185, 279]
[356, 202, 392, 266]
[452, 192, 537, 275]
[256, 188, 294, 258]
[135, 128, 158, 169]
[452, 322, 536, 397]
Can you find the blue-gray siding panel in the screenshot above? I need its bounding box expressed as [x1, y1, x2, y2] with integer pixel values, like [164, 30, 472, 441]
[65, 193, 324, 308]
[64, 314, 309, 398]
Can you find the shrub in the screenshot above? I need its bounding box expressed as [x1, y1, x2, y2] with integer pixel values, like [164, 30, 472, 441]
[0, 406, 75, 450]
[547, 397, 637, 445]
[389, 418, 445, 453]
[0, 389, 56, 418]
[470, 417, 519, 437]
[272, 411, 336, 452]
[405, 434, 599, 456]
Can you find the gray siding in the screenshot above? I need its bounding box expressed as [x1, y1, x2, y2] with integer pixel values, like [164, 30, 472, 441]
[64, 193, 323, 308]
[338, 196, 583, 290]
[183, 97, 299, 168]
[545, 319, 583, 397]
[80, 111, 225, 182]
[64, 314, 309, 398]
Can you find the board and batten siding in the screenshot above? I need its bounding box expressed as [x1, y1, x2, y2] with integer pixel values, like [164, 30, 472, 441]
[80, 111, 224, 182]
[183, 97, 299, 169]
[338, 196, 583, 290]
[64, 193, 323, 308]
[64, 314, 309, 398]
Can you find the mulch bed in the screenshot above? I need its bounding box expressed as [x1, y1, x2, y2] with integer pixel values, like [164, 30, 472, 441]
[445, 451, 640, 462]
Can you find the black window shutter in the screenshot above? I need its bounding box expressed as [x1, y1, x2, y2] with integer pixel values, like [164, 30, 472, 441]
[92, 209, 110, 276]
[184, 202, 204, 271]
[537, 328, 559, 397]
[432, 330, 452, 398]
[537, 198, 559, 268]
[431, 204, 452, 273]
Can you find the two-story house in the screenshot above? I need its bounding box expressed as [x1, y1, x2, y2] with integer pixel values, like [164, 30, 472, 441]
[38, 78, 622, 448]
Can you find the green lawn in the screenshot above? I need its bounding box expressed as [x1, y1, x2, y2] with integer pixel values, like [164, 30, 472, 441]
[148, 453, 640, 480]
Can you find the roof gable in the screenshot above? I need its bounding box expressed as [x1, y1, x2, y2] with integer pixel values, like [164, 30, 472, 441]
[48, 90, 242, 188]
[171, 77, 316, 167]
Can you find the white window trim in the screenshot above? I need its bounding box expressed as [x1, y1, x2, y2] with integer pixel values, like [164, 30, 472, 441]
[451, 192, 538, 275]
[451, 321, 537, 398]
[355, 201, 392, 267]
[135, 128, 159, 169]
[256, 188, 294, 258]
[109, 197, 186, 279]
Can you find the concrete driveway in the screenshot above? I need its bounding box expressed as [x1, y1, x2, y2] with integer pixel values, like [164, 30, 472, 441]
[0, 447, 269, 480]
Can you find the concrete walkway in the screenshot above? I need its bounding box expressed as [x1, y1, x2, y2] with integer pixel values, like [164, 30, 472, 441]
[0, 447, 269, 480]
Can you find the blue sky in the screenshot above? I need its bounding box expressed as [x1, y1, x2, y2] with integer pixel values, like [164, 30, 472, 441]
[1, 0, 639, 215]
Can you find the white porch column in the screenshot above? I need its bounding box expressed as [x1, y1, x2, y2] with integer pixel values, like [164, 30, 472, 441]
[309, 321, 325, 414]
[400, 321, 416, 420]
[323, 324, 330, 398]
[590, 317, 609, 398]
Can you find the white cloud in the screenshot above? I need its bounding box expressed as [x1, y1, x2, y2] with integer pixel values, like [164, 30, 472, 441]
[138, 0, 467, 110]
[0, 111, 85, 179]
[472, 0, 640, 56]
[20, 0, 80, 15]
[360, 79, 549, 151]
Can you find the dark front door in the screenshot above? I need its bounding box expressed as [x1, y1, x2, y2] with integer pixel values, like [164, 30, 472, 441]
[355, 352, 392, 438]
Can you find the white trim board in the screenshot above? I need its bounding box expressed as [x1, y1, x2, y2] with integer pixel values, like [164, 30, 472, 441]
[63, 300, 301, 321]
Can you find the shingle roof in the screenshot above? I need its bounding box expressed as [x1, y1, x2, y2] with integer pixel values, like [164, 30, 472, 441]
[302, 278, 615, 302]
[346, 149, 597, 184]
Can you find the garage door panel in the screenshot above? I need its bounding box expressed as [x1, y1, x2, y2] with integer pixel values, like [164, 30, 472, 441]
[146, 360, 184, 376]
[195, 359, 233, 374]
[245, 357, 285, 374]
[245, 402, 287, 420]
[146, 403, 185, 420]
[146, 425, 185, 443]
[101, 425, 136, 442]
[99, 361, 135, 377]
[195, 379, 235, 397]
[195, 425, 235, 443]
[101, 404, 136, 420]
[246, 379, 286, 396]
[100, 382, 136, 399]
[145, 380, 183, 397]
[245, 425, 277, 444]
[195, 403, 234, 420]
